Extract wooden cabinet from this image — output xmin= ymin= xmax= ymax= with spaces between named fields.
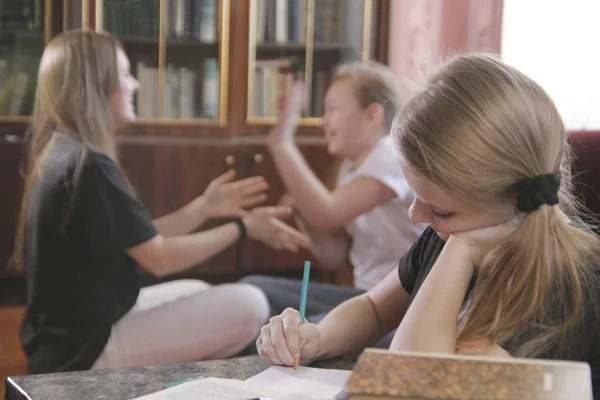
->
xmin=0 ymin=0 xmax=507 ymax=283
xmin=117 ymin=137 xmax=339 ymax=283
xmin=0 ymin=0 xmax=390 ymax=283
xmin=99 ymin=0 xmax=389 ymax=283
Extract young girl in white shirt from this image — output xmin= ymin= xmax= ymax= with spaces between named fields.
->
xmin=241 ymin=62 xmax=426 ymax=347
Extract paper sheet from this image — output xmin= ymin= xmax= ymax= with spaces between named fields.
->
xmin=131 ymin=366 xmax=352 ymax=400
xmin=245 ymin=366 xmax=352 ymax=399
xmin=130 ymin=377 xmax=280 ymax=400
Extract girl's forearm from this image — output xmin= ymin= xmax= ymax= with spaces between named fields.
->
xmin=317 ymin=294 xmax=387 ymax=360
xmin=294 ymin=213 xmax=349 ymax=270
xmin=268 ymin=141 xmax=334 ymax=227
xmin=153 ymin=196 xmax=208 ymax=237
xmin=390 ymin=237 xmax=474 ymax=354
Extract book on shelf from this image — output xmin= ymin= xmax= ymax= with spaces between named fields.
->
xmin=311 ymin=68 xmax=332 ymax=117
xmin=167 ymin=0 xmax=217 ymax=42
xmin=251 ymin=57 xmax=334 ymax=118
xmin=0 ymin=0 xmax=44 ymax=116
xmin=202 ymin=57 xmax=219 ymax=118
xmin=104 ymin=0 xmax=160 ymax=38
xmin=103 ymin=0 xmax=217 ymax=43
xmin=0 ymin=0 xmax=44 ymax=34
xmin=252 ymin=57 xmax=293 ymax=118
xmin=255 ymin=0 xmax=363 ymax=46
xmin=136 ymin=58 xmax=219 ymax=120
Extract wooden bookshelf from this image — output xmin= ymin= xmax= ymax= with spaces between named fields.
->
xmin=0 ymin=0 xmax=505 ymax=284
xmin=0 ymin=0 xmax=391 ymax=284
xmin=87 ymin=0 xmax=387 ymax=132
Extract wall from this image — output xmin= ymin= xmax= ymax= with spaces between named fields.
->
xmin=387 ymin=0 xmax=503 ymax=103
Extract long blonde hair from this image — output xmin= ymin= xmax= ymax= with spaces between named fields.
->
xmin=393 ymin=53 xmax=600 ymax=358
xmin=12 ymin=30 xmax=124 ymax=271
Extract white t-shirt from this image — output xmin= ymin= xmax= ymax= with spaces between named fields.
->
xmin=337 ymin=135 xmax=427 ymax=290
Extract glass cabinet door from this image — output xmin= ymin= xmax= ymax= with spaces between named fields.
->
xmin=163 ymin=0 xmax=222 ymax=121
xmin=98 ymin=0 xmax=161 ymax=120
xmin=248 ymin=0 xmax=307 ymax=122
xmin=97 ymin=0 xmax=227 ymax=123
xmin=308 ymin=0 xmax=367 ymax=118
xmin=247 ymin=0 xmax=374 ymax=124
xmin=0 ymin=0 xmax=46 ymax=117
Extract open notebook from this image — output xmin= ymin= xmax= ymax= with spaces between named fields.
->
xmin=131 ymin=365 xmax=352 ymax=400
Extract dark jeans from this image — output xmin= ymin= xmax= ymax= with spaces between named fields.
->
xmin=239 ymin=275 xmax=395 ymax=352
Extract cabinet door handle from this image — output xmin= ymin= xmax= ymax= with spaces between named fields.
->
xmin=253 ymin=153 xmax=264 ymax=164
xmin=225 ymin=155 xmax=235 ymax=166
xmin=4 ymin=134 xmax=18 ymax=143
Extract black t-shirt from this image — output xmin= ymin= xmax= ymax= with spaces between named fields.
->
xmin=20 ymin=134 xmax=157 ymax=374
xmin=398 ymin=226 xmax=600 ymax=398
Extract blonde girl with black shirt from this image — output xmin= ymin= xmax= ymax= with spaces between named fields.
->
xmin=15 ymin=30 xmax=308 ymax=373
xmin=256 ymin=54 xmax=600 ymax=397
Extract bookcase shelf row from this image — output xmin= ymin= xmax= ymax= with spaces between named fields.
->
xmin=0 ymin=0 xmax=386 ymax=132
xmin=0 ymin=0 xmax=392 ymax=281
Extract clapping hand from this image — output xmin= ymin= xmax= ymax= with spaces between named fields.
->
xmin=202 ymin=170 xmax=269 ymax=219
xmin=243 ymin=206 xmax=310 ymax=252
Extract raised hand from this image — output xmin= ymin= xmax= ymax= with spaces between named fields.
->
xmin=202 ymin=170 xmax=269 ymax=219
xmin=243 ymin=206 xmax=310 ymax=252
xmin=257 ymin=308 xmax=322 ymax=367
xmin=269 ymin=81 xmax=305 ymax=145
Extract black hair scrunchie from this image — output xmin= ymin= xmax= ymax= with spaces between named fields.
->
xmin=514 ymin=173 xmax=560 ymax=213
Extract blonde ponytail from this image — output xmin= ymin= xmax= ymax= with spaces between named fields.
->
xmin=394 ymin=53 xmax=600 ymax=358
xmin=459 ymin=205 xmax=599 ymax=358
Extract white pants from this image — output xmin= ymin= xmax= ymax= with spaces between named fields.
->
xmin=91 ymin=280 xmax=269 ymax=369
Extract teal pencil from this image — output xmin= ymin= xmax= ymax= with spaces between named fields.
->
xmin=163 ymin=376 xmax=204 ymax=388
xmin=294 ymin=260 xmax=311 ymax=369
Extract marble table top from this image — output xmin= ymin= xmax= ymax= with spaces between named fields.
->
xmin=4 ymin=355 xmax=356 ymax=400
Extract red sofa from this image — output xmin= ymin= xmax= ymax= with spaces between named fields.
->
xmin=568 ymin=129 xmax=600 ymax=223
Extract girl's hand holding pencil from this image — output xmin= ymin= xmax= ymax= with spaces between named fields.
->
xmin=257 ymin=262 xmax=321 ymax=367
xmin=256 ymin=307 xmax=322 ymax=367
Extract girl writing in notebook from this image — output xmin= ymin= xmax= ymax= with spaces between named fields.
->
xmin=14 ymin=30 xmax=308 ymax=374
xmin=256 ymin=54 xmax=600 ymax=397
xmin=241 ymin=62 xmax=426 ymax=342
